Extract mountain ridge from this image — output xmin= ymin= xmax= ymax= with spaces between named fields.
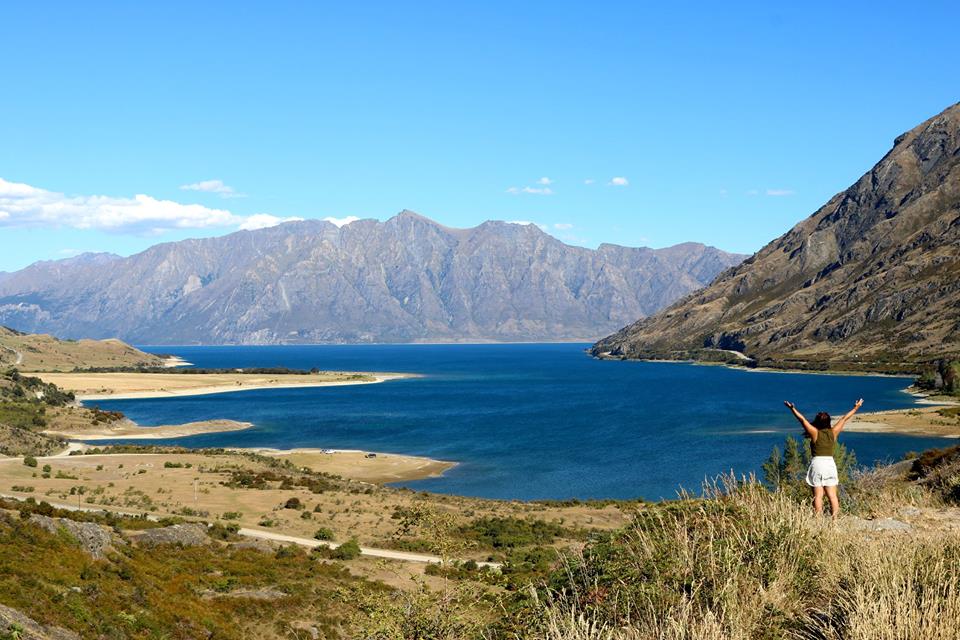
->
xmin=0 ymin=212 xmax=745 ymax=345
xmin=592 ymin=102 xmax=960 ymax=371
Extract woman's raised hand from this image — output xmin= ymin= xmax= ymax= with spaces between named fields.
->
xmin=854 ymin=398 xmax=863 ymax=410
xmin=784 ymin=401 xmax=795 ymax=409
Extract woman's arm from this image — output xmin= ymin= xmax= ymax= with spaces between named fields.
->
xmin=784 ymin=401 xmax=818 ymax=440
xmin=832 ymin=398 xmax=864 ymax=434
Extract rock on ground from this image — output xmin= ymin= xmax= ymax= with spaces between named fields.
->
xmin=135 ymin=523 xmax=210 ymax=547
xmin=846 ymin=516 xmax=913 ymax=533
xmin=230 ymin=538 xmax=277 ymax=553
xmin=0 ymin=603 xmax=80 ymax=640
xmin=28 ymin=514 xmax=119 ymax=560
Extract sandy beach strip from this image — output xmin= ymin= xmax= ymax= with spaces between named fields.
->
xmin=846 ymin=406 xmax=960 ymax=438
xmin=44 ymin=419 xmax=255 ymax=441
xmin=233 ymin=447 xmax=456 ymax=483
xmin=36 ymin=371 xmax=412 ymax=400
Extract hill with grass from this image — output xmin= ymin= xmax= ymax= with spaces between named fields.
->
xmin=593 ymin=102 xmax=960 ymax=371
xmin=1 ymin=436 xmax=959 ymax=638
xmin=0 ymin=326 xmax=164 ymax=372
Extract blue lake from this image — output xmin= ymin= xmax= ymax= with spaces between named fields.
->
xmin=85 ymin=343 xmax=945 ymax=501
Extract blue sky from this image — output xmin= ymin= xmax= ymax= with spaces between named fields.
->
xmin=0 ymin=1 xmax=957 ymax=271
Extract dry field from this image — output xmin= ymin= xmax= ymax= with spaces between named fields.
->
xmin=0 ymin=449 xmax=628 ymax=558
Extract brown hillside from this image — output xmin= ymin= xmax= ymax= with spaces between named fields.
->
xmin=593 ymin=102 xmax=960 ymax=371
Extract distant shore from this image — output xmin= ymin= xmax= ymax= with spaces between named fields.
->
xmin=34 ymin=369 xmax=452 ymax=483
xmin=847 ymin=402 xmax=960 ymax=438
xmin=36 ymin=371 xmax=413 ymax=401
xmin=32 ymin=434 xmax=455 ymax=483
xmin=234 ymin=447 xmax=456 ymax=483
xmin=44 ymin=419 xmax=254 ymax=441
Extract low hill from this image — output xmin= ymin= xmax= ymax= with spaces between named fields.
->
xmin=0 ymin=326 xmax=165 ymax=372
xmin=0 ymin=213 xmax=744 ymax=344
xmin=593 ymin=102 xmax=960 ymax=371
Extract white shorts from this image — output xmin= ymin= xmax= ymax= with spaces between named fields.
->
xmin=806 ymin=456 xmax=839 ymax=487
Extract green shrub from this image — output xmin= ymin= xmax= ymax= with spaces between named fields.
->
xmin=313 ymin=527 xmax=334 ymax=541
xmin=458 ymin=516 xmax=569 ymax=550
xmin=22 ymin=456 xmax=37 ymax=468
xmin=331 ymin=538 xmax=361 ymax=560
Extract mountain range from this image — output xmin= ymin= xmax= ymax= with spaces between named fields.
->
xmin=593 ymin=102 xmax=960 ymax=370
xmin=0 ymin=213 xmax=743 ymax=344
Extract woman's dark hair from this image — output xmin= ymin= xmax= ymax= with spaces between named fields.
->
xmin=812 ymin=412 xmax=832 ymax=430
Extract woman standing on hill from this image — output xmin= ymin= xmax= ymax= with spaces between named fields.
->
xmin=783 ymin=398 xmax=863 ymax=520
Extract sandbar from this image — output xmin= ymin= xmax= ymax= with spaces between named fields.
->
xmin=44 ymin=419 xmax=254 ymax=441
xmin=37 ymin=371 xmax=410 ymax=400
xmin=847 ymin=406 xmax=960 ymax=438
xmin=235 ymin=448 xmax=456 ymax=484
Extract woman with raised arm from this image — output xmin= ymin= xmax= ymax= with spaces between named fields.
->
xmin=782 ymin=398 xmax=863 ymax=520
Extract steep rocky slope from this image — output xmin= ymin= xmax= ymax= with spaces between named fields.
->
xmin=593 ymin=102 xmax=960 ymax=370
xmin=0 ymin=213 xmax=743 ymax=344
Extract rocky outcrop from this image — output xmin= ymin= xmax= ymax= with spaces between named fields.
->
xmin=0 ymin=214 xmax=743 ymax=344
xmin=0 ymin=604 xmax=80 ymax=640
xmin=27 ymin=514 xmax=119 ymax=560
xmin=135 ymin=523 xmax=210 ymax=547
xmin=593 ymin=102 xmax=960 ymax=369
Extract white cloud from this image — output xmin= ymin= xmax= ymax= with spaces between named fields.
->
xmin=607 ymin=177 xmax=629 ymax=187
xmin=746 ymin=189 xmax=760 ymax=196
xmin=554 ymin=222 xmax=574 ymax=230
xmin=765 ymin=189 xmax=795 ymax=196
xmin=322 ymin=215 xmax=361 ymax=227
xmin=506 ymin=186 xmax=553 ymax=196
xmin=179 ymin=179 xmax=245 ymax=198
xmin=536 ymin=177 xmax=552 ymax=185
xmin=0 ymin=176 xmax=289 ymax=235
xmin=238 ymin=214 xmax=304 ymax=231
xmin=583 ymin=179 xmax=596 ymax=185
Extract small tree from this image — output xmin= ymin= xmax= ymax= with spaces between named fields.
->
xmin=22 ymin=456 xmax=37 ymax=468
xmin=313 ymin=527 xmax=334 ymax=541
xmin=762 ymin=435 xmax=858 ymax=499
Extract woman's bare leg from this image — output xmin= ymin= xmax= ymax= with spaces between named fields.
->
xmin=824 ymin=485 xmax=840 ymax=520
xmin=812 ymin=486 xmax=825 ymax=516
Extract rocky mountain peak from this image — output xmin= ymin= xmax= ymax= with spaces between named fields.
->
xmin=0 ymin=213 xmax=744 ymax=344
xmin=592 ymin=102 xmax=960 ymax=370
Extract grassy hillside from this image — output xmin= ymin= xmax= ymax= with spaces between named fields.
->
xmin=3 ymin=365 xmax=959 ymax=637
xmin=2 ymin=438 xmax=960 ymax=638
xmin=0 ymin=326 xmax=165 ymax=372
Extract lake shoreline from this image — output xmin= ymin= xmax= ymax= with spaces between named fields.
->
xmin=37 ymin=371 xmax=414 ymax=401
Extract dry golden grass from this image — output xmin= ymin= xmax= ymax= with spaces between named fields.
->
xmin=529 ymin=476 xmax=960 ymax=640
xmin=0 ymin=328 xmax=163 ymax=371
xmin=0 ymin=450 xmax=627 ymax=556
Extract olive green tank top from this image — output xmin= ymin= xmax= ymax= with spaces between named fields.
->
xmin=811 ymin=427 xmax=836 ymax=457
